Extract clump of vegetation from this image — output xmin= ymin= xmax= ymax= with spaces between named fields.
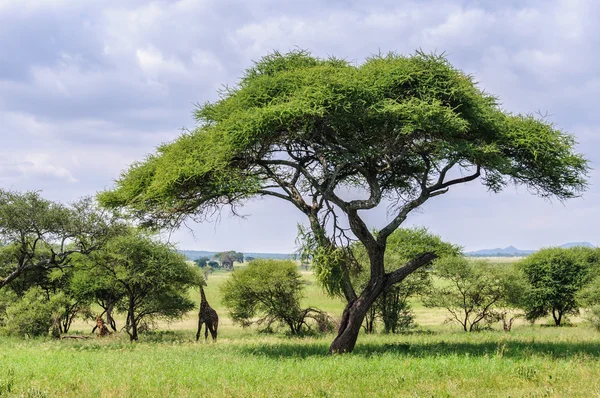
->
xmin=424 ymin=257 xmax=524 ymax=332
xmin=221 ymin=259 xmax=333 ymax=335
xmin=2 ymin=287 xmax=55 ymax=337
xmin=519 ymin=247 xmax=599 ymax=326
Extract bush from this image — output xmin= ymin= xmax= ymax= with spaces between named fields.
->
xmin=221 ymin=259 xmax=329 ymax=335
xmin=424 ymin=257 xmax=522 ymax=332
xmin=519 ymin=247 xmax=598 ymax=326
xmin=3 ymin=287 xmax=54 ymax=337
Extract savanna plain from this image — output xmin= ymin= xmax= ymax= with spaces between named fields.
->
xmin=2 ymin=263 xmax=600 ymax=398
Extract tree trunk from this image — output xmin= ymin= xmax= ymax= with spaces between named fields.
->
xmin=127 ymin=298 xmax=138 ymax=342
xmin=552 ymin=308 xmax=562 ymax=326
xmin=329 ymin=280 xmax=383 ymax=354
xmin=107 ymin=304 xmax=117 ymax=331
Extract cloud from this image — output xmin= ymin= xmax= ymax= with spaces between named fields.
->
xmin=1 ymin=0 xmax=599 ymax=251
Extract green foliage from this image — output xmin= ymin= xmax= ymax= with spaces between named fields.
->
xmin=301 ymin=230 xmax=351 ymax=298
xmin=94 ymin=230 xmax=202 ymax=341
xmin=519 ymin=247 xmax=598 ymax=326
xmin=2 ymin=287 xmax=54 ymax=337
xmin=221 ymin=259 xmax=313 ymax=334
xmin=100 ymin=50 xmax=588 ymax=225
xmin=424 ymin=257 xmax=521 ymax=331
xmin=194 ymin=256 xmax=210 ymax=268
xmin=0 ymin=190 xmax=123 ymax=291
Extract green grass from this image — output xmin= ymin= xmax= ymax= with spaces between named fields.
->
xmin=3 ymin=266 xmax=600 ymax=397
xmin=2 ymin=327 xmax=600 ymax=397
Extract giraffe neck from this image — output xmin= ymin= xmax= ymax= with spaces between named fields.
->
xmin=200 ymin=286 xmax=209 ymax=310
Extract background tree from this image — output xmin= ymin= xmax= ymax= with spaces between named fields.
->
xmin=95 ymin=230 xmax=202 ymax=341
xmin=424 ymin=257 xmax=522 ymax=332
xmin=194 ymin=257 xmax=211 ymax=268
xmin=100 ymin=50 xmax=588 ymax=353
xmin=519 ymin=247 xmax=598 ymax=326
xmin=221 ymin=259 xmax=332 ymax=335
xmin=577 ymin=273 xmax=600 ymax=330
xmin=213 ymin=251 xmax=244 ymax=270
xmin=69 ymin=256 xmax=125 ymax=332
xmin=0 ymin=191 xmax=122 ymax=291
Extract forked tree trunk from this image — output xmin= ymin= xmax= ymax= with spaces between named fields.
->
xmin=329 ymin=279 xmax=384 ymax=354
xmin=328 ymin=252 xmax=437 ymax=354
xmin=127 ymin=298 xmax=138 ymax=342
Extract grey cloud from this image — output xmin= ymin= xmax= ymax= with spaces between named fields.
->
xmin=1 ymin=0 xmax=599 ymax=251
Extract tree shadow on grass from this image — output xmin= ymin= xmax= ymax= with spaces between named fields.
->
xmin=238 ymin=340 xmax=600 ymax=360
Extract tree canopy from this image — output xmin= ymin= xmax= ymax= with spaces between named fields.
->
xmin=91 ymin=230 xmax=202 ymax=341
xmin=519 ymin=247 xmax=599 ymax=326
xmin=0 ymin=190 xmax=123 ymax=291
xmin=100 ymin=50 xmax=588 ymax=353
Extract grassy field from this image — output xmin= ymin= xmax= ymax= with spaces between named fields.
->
xmin=2 ymin=264 xmax=600 ymax=397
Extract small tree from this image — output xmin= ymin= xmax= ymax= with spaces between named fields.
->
xmin=221 ymin=259 xmax=330 ymax=334
xmin=69 ymin=256 xmax=125 ymax=332
xmin=214 ymin=251 xmax=244 ymax=270
xmin=194 ymin=257 xmax=210 ymax=268
xmin=520 ymin=247 xmax=598 ymax=326
xmin=96 ymin=230 xmax=201 ymax=341
xmin=424 ymin=258 xmax=519 ymax=332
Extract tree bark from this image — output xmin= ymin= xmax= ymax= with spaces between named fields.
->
xmin=127 ymin=297 xmax=138 ymax=342
xmin=552 ymin=308 xmax=562 ymax=326
xmin=329 ymin=277 xmax=384 ymax=354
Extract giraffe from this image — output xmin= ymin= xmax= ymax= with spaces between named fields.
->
xmin=196 ymin=285 xmax=219 ymax=342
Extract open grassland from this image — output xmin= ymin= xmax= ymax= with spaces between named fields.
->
xmin=2 ymin=265 xmax=600 ymax=397
xmin=3 ymin=327 xmax=600 ymax=397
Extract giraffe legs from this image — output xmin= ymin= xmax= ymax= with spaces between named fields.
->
xmin=210 ymin=319 xmax=218 ymax=342
xmin=206 ymin=320 xmax=219 ymax=342
xmin=196 ymin=318 xmax=202 ymax=342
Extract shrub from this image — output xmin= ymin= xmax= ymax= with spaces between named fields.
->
xmin=221 ymin=259 xmax=329 ymax=335
xmin=519 ymin=247 xmax=598 ymax=326
xmin=3 ymin=287 xmax=54 ymax=337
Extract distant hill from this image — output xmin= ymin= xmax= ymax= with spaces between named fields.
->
xmin=558 ymin=242 xmax=595 ymax=249
xmin=466 ymin=242 xmax=595 ymax=257
xmin=179 ymin=250 xmax=293 ymax=261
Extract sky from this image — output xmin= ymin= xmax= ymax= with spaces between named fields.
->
xmin=1 ymin=0 xmax=599 ymax=253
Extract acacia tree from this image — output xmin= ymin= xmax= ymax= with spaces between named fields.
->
xmin=0 ymin=191 xmax=121 ymax=291
xmin=95 ymin=230 xmax=201 ymax=341
xmin=214 ymin=251 xmax=243 ymax=269
xmin=99 ymin=50 xmax=588 ymax=353
xmin=69 ymin=256 xmax=125 ymax=332
xmin=424 ymin=257 xmax=522 ymax=332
